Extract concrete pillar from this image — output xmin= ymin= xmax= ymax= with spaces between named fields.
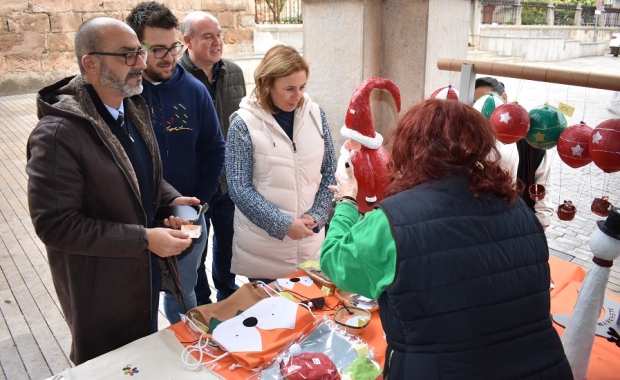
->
xmin=470 ymin=0 xmax=482 ymax=47
xmin=547 ymin=1 xmax=555 ymax=26
xmin=598 ymin=10 xmax=606 ymax=27
xmin=574 ymin=4 xmax=582 ymax=26
xmin=514 ymin=0 xmax=522 ymax=26
xmin=303 ymin=0 xmax=470 ymax=149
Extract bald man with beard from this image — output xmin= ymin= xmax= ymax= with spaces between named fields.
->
xmin=26 ymin=17 xmax=199 ymax=364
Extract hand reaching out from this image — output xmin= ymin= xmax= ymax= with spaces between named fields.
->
xmin=329 ymin=162 xmax=358 ymax=201
xmin=146 ymin=228 xmax=192 ymax=258
xmin=170 ymin=196 xmax=201 ymax=206
xmin=163 ymin=196 xmax=202 ymax=229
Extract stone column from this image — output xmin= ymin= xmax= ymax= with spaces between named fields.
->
xmin=598 ymin=10 xmax=606 ymax=27
xmin=547 ymin=1 xmax=555 ymax=26
xmin=514 ymin=0 xmax=523 ymax=26
xmin=470 ymin=0 xmax=482 ymax=47
xmin=303 ymin=0 xmax=470 ymax=149
xmin=574 ymin=4 xmax=582 ymax=26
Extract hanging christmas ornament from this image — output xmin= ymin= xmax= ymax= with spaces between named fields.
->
xmin=590 ymin=118 xmax=620 ymax=173
xmin=591 ymin=196 xmax=613 ymax=217
xmin=557 ymin=122 xmax=593 ymax=169
xmin=529 ymin=184 xmax=546 ymax=202
xmin=526 ymin=103 xmax=567 ymax=150
xmin=430 ymin=85 xmax=459 ymax=101
xmin=557 ymin=200 xmax=576 ymax=221
xmin=489 ymin=102 xmax=530 ymax=144
xmin=473 ymin=93 xmax=506 ymax=119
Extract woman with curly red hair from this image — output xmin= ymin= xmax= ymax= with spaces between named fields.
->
xmin=320 ymin=99 xmax=571 ymax=379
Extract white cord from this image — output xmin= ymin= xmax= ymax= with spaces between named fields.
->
xmin=181 ymin=334 xmax=230 ymax=370
xmin=298 ymin=300 xmax=316 ymax=317
xmin=255 ymin=280 xmax=278 ymax=297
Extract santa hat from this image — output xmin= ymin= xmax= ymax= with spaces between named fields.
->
xmin=340 ymin=77 xmax=401 ymax=150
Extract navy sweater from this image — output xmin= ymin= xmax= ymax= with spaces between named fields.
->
xmin=141 ymin=65 xmax=225 ymax=203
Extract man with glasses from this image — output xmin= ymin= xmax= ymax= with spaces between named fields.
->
xmin=126 ymin=2 xmax=225 ymax=323
xmin=26 ymin=17 xmax=198 ymax=364
xmin=180 ymin=11 xmax=246 ymax=304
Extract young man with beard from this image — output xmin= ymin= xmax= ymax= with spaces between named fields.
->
xmin=26 ymin=17 xmax=198 ymax=364
xmin=180 ymin=11 xmax=246 ymax=303
xmin=126 ymin=2 xmax=226 ymax=322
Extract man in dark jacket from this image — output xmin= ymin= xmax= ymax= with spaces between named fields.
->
xmin=26 ymin=17 xmax=199 ymax=364
xmin=126 ymin=3 xmax=226 ymax=319
xmin=180 ymin=11 xmax=246 ymax=302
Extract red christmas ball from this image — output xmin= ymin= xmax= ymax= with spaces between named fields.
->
xmin=590 ymin=119 xmax=620 ymax=173
xmin=557 ymin=123 xmax=593 ymax=169
xmin=489 ymin=102 xmax=530 ymax=144
xmin=430 ymin=85 xmax=459 ymax=101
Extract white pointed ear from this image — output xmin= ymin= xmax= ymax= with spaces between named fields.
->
xmin=250 ymin=297 xmax=298 ymax=330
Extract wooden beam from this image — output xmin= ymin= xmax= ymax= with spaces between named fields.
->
xmin=437 ymin=58 xmax=620 ymax=92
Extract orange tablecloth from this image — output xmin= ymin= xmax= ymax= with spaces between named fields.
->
xmin=548 ymin=255 xmax=620 ymax=380
xmin=170 ymin=258 xmax=620 ymax=379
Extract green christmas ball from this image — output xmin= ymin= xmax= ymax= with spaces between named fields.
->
xmin=473 ymin=94 xmax=506 ymax=119
xmin=526 ymin=104 xmax=567 ymax=150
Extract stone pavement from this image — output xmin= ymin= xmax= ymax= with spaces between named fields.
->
xmin=0 ymin=55 xmax=619 ymax=379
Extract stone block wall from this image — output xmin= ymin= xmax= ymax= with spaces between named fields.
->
xmin=0 ymin=0 xmax=255 ymax=95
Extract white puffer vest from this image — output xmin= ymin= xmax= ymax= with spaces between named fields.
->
xmin=231 ymin=94 xmax=326 ymax=279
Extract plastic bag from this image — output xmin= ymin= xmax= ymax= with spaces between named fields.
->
xmin=254 ymin=316 xmax=379 ymax=380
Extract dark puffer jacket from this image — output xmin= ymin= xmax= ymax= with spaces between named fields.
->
xmin=27 ymin=76 xmax=184 ymax=364
xmin=378 ymin=175 xmax=572 ymax=380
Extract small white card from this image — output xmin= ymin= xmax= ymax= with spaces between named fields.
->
xmin=181 ymin=224 xmax=202 ymax=238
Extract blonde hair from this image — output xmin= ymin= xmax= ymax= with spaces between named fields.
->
xmin=252 ymin=45 xmax=309 ymax=114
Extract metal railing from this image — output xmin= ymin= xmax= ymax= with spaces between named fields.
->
xmin=479 ymin=0 xmax=620 ymax=26
xmin=604 ymin=7 xmax=620 ymax=26
xmin=481 ymin=0 xmax=516 ymax=24
xmin=255 ymin=0 xmax=303 ymax=24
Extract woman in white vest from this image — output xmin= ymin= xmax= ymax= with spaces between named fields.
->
xmin=225 ymin=45 xmax=337 ymax=281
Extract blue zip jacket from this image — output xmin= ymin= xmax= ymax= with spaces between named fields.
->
xmin=141 ymin=65 xmax=225 ymax=203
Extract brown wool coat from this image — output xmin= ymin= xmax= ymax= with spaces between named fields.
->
xmin=27 ymin=75 xmax=184 ymax=365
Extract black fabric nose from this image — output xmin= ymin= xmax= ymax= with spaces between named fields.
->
xmin=243 ymin=317 xmax=258 ymax=327
xmin=290 ymin=278 xmax=300 ymax=282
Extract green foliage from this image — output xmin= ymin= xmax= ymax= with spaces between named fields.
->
xmin=522 ymin=5 xmax=547 ymax=25
xmin=266 ymin=0 xmax=288 ymax=22
xmin=522 ymin=0 xmax=592 ymax=4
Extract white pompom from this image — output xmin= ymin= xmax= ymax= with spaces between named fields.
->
xmin=289 ymin=343 xmax=302 ymax=357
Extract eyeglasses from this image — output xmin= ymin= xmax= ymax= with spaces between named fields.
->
xmin=141 ymin=41 xmax=184 ymax=59
xmin=88 ymin=50 xmax=148 ymax=66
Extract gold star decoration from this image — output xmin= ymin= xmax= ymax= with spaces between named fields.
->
xmin=533 ymin=132 xmax=546 ymax=141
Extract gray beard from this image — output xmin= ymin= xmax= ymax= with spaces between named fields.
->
xmin=99 ymin=61 xmax=143 ymax=98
